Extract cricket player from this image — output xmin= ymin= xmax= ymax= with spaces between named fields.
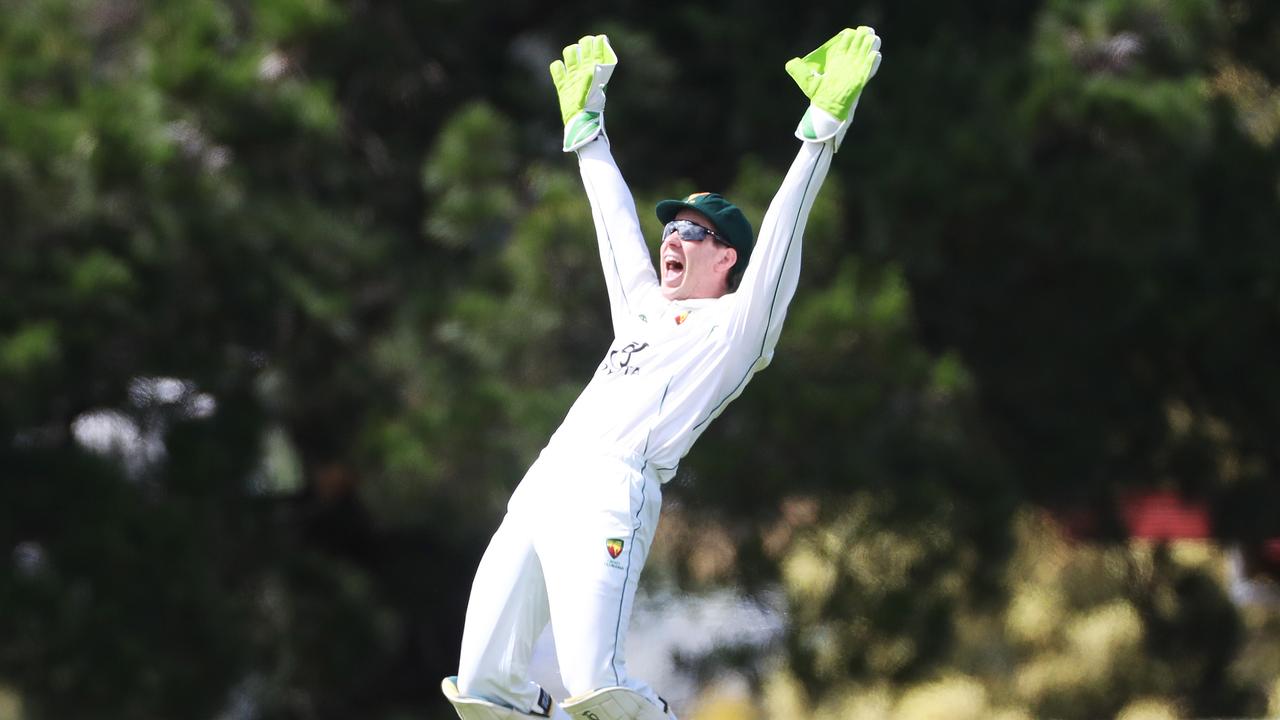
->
xmin=442 ymin=27 xmax=882 ymax=720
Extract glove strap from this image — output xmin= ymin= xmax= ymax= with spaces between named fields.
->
xmin=563 ymin=110 xmax=604 ymax=152
xmin=794 ymin=102 xmax=856 ymax=152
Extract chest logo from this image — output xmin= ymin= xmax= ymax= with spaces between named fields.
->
xmin=674 ymin=311 xmax=690 ymax=325
xmin=602 ymin=341 xmax=648 ymax=376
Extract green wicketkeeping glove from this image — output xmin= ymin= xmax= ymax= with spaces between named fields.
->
xmin=549 ymin=34 xmax=617 ymax=152
xmin=785 ymin=26 xmax=882 ymax=151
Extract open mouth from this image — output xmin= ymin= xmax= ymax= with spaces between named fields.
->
xmin=663 ymin=258 xmax=685 ymax=285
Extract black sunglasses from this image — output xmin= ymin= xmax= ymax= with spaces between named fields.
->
xmin=663 ymin=219 xmax=727 ymax=245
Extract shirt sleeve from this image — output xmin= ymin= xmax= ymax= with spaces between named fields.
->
xmin=576 ymin=137 xmax=660 ymax=333
xmin=722 ymin=139 xmax=834 ymax=370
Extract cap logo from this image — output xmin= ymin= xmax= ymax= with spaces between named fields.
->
xmin=684 ymin=192 xmax=711 ymax=202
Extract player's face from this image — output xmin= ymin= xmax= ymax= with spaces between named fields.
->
xmin=659 ymin=210 xmax=737 ymax=301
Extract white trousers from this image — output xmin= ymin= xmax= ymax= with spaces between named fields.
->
xmin=456 ymin=447 xmax=665 ymax=714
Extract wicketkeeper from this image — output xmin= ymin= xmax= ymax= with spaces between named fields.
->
xmin=443 ymin=26 xmax=883 ymax=720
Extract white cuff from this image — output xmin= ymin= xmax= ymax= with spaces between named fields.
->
xmin=794 ymin=103 xmax=856 ymax=152
xmin=563 ymin=110 xmax=605 ymax=152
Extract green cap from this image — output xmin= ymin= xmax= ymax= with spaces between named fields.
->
xmin=655 ymin=192 xmax=754 ymax=270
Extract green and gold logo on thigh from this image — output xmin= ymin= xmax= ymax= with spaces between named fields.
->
xmin=605 ymin=538 xmax=624 ymax=559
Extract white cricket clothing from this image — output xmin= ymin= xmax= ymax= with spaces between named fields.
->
xmin=546 ymin=136 xmax=833 ymax=482
xmin=454 ymin=133 xmax=835 ymax=716
xmin=457 ymin=448 xmax=662 ymax=711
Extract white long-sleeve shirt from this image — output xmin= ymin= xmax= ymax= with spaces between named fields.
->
xmin=543 ymin=135 xmax=834 ymax=482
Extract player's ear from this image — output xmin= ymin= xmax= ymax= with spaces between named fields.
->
xmin=717 ymin=246 xmax=737 ymax=275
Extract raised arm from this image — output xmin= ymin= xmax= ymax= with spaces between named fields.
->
xmin=724 ymin=27 xmax=883 ymax=364
xmin=551 ymin=35 xmax=658 ymax=331
xmin=576 ymin=139 xmax=659 ymax=328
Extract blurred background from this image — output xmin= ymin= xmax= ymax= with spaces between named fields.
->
xmin=2 ymin=0 xmax=1279 ymax=718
